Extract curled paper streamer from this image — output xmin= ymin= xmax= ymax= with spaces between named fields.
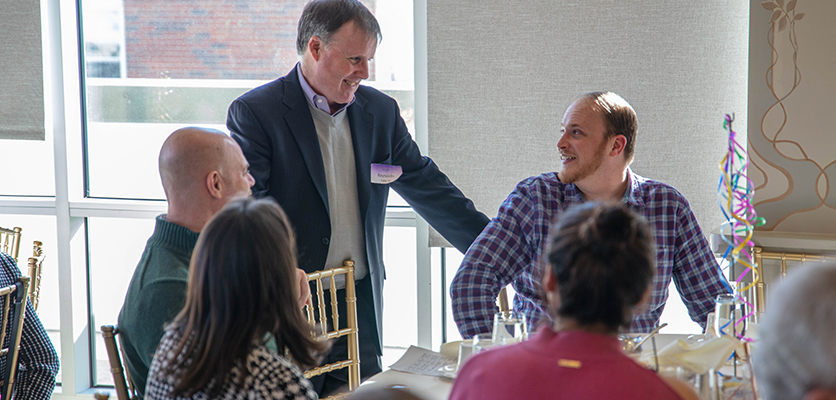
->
xmin=716 ymin=114 xmax=765 ymax=341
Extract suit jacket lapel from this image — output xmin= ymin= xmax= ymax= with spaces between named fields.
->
xmin=348 ymin=91 xmax=373 ymax=224
xmin=282 ymin=67 xmax=330 ymax=214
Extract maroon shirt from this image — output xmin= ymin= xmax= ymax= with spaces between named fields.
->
xmin=449 ymin=328 xmax=684 ymax=400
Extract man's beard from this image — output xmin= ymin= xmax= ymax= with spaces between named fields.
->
xmin=558 ymin=140 xmax=607 ymax=184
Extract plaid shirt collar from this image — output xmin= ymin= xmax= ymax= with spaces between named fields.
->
xmin=562 ymin=167 xmax=646 ymax=208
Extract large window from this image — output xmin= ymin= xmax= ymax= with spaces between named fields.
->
xmin=81 ymin=0 xmax=414 ymax=201
xmin=78 ymin=0 xmax=417 ymax=389
xmin=0 ymin=0 xmax=424 ymax=397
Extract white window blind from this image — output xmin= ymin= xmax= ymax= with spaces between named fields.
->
xmin=426 ymin=1 xmax=750 ymax=246
xmin=1 ymin=1 xmax=45 ymax=141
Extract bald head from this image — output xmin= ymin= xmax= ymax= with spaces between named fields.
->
xmin=159 ymin=127 xmax=254 ymax=231
xmin=159 ymin=127 xmax=232 ymax=198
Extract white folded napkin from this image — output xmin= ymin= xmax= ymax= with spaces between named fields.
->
xmin=641 ymin=336 xmax=741 ymax=375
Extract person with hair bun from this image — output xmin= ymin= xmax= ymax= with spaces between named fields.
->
xmin=145 ymin=198 xmax=326 ymax=400
xmin=449 ymin=202 xmax=699 ymax=400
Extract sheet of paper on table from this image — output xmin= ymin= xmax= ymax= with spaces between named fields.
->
xmin=388 ymin=345 xmax=455 ymax=377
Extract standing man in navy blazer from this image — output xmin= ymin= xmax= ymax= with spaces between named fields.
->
xmin=227 ymin=0 xmax=489 ymax=395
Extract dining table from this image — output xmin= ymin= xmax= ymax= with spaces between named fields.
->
xmin=356 ymin=333 xmax=696 ymax=400
xmin=358 ymin=368 xmax=454 ymax=399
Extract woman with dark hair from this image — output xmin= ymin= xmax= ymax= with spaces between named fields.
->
xmin=449 ymin=202 xmax=699 ymax=400
xmin=145 ymin=197 xmax=326 ymax=399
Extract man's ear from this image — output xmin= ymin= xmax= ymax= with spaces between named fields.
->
xmin=542 ymin=265 xmax=556 ymax=292
xmin=610 ymin=135 xmax=627 ymax=157
xmin=308 ymin=36 xmax=323 ymax=61
xmin=206 ymin=171 xmax=224 ymax=199
xmin=542 ymin=264 xmax=560 ymax=310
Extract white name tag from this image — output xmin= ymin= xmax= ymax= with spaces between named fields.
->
xmin=371 ymin=163 xmax=402 ymax=184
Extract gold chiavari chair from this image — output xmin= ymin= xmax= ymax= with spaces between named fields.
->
xmin=303 ymin=260 xmax=360 ymax=400
xmin=0 ymin=276 xmax=30 ymax=400
xmin=498 ymin=286 xmax=510 ymax=313
xmin=0 ymin=226 xmax=22 ymax=263
xmin=752 ymin=246 xmax=836 ymax=317
xmin=100 ymin=325 xmax=139 ymax=400
xmin=27 ymin=241 xmax=44 ymax=312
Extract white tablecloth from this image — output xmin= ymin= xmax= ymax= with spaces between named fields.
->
xmin=358 ymin=369 xmax=453 ymax=399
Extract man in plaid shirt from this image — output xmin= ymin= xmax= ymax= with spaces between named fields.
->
xmin=0 ymin=251 xmax=59 ymax=399
xmin=451 ymin=92 xmax=731 ymax=338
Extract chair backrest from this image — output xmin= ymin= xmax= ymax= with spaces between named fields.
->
xmin=100 ymin=325 xmax=138 ymax=400
xmin=27 ymin=241 xmax=45 ymax=312
xmin=0 ymin=227 xmax=22 ymax=263
xmin=0 ymin=276 xmax=30 ymax=400
xmin=303 ymin=260 xmax=360 ymax=398
xmin=498 ymin=286 xmax=510 ymax=313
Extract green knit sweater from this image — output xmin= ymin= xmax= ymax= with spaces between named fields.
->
xmin=117 ymin=215 xmax=199 ymax=399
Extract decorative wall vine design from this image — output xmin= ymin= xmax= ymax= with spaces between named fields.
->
xmin=750 ymin=0 xmax=835 ymax=230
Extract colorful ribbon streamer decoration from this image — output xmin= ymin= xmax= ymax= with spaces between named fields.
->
xmin=716 ymin=114 xmax=765 ymax=341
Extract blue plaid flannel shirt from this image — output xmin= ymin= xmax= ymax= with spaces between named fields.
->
xmin=451 ymin=169 xmax=731 ymax=338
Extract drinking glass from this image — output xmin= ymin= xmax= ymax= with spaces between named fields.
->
xmin=473 ymin=333 xmax=500 ymax=354
xmin=457 ymin=340 xmax=475 ymax=370
xmin=703 ymin=312 xmax=717 ymax=339
xmin=492 ymin=311 xmax=528 ymax=345
xmin=714 ymin=294 xmax=746 ymax=338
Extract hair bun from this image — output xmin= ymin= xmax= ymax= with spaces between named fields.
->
xmin=596 ymin=206 xmax=635 ymax=240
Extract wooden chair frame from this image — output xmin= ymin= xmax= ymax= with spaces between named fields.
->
xmin=303 ymin=261 xmax=360 ymax=398
xmin=752 ymin=246 xmax=836 ymax=317
xmin=100 ymin=325 xmax=138 ymax=400
xmin=498 ymin=286 xmax=510 ymax=313
xmin=27 ymin=241 xmax=44 ymax=312
xmin=0 ymin=226 xmax=22 ymax=263
xmin=0 ymin=276 xmax=29 ymax=400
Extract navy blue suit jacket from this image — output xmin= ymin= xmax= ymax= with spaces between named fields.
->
xmin=227 ymin=65 xmax=489 ymax=354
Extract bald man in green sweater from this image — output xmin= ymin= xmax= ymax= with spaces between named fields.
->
xmin=117 ymin=127 xmax=309 ymax=398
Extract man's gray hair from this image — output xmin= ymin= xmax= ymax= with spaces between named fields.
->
xmin=296 ymin=0 xmax=382 ymax=55
xmin=753 ymin=263 xmax=836 ymax=399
